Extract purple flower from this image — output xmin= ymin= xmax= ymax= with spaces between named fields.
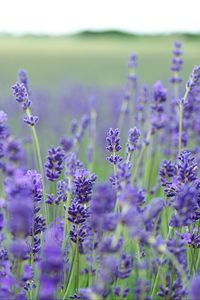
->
xmin=65 ymin=152 xmax=83 ymax=178
xmin=56 ymin=179 xmax=68 ymax=203
xmin=81 ymin=114 xmax=90 ymax=130
xmin=177 ymin=150 xmax=197 ymax=183
xmin=128 ymin=53 xmax=137 ymax=68
xmin=4 ymin=138 xmax=25 ymax=163
xmin=10 ymin=240 xmax=29 ymax=260
xmin=117 ymin=252 xmax=133 ymax=279
xmin=179 ymin=229 xmax=200 ymax=248
xmin=167 ymin=238 xmax=187 ymax=269
xmin=143 ymin=198 xmax=165 ymax=226
xmin=169 ymin=184 xmax=200 ymax=227
xmin=33 ymin=215 xmax=46 ymax=235
xmin=110 ymin=162 xmax=131 ymax=190
xmin=23 ymin=115 xmax=39 ymax=126
xmin=68 ymin=201 xmax=89 ymax=224
xmin=160 ymin=150 xmax=199 ymax=199
xmin=0 ymin=213 xmax=3 ymax=231
xmin=100 ymin=236 xmax=123 ymax=254
xmin=189 ymin=274 xmax=200 ymax=300
xmin=0 ymin=111 xmax=7 ymax=124
xmin=69 ymin=119 xmax=78 ymax=135
xmin=18 ymin=69 xmax=30 ymax=94
xmin=22 ymin=264 xmax=33 ymax=281
xmin=134 ymin=279 xmax=151 ymax=300
xmin=187 ymin=66 xmax=200 ymax=90
xmin=12 ymin=82 xmax=31 ymax=110
xmin=27 ymin=170 xmax=43 ymax=202
xmin=170 ymin=41 xmax=183 ymax=84
xmin=89 ymin=183 xmax=116 ymax=233
xmin=60 ymin=137 xmax=73 ymax=152
xmin=45 ymin=147 xmax=65 ymax=181
xmin=70 ymin=224 xmax=87 ymax=244
xmin=119 ymin=184 xmax=145 ymax=211
xmin=106 ymin=128 xmax=121 ymax=153
xmin=39 ymin=223 xmax=63 ymax=300
xmin=75 ymin=115 xmax=90 ymax=143
xmin=106 ymin=128 xmax=122 ymax=165
xmin=160 ymin=160 xmax=177 ymax=185
xmin=126 ymin=127 xmax=140 ymax=153
xmin=153 ymin=81 xmax=167 ymax=103
xmin=115 ymin=287 xmax=129 ymax=298
xmin=5 ymin=169 xmax=34 ymax=237
xmin=73 ymin=168 xmax=96 ymax=204
xmin=90 ymin=183 xmax=116 ymax=214
xmin=46 ymin=193 xmax=56 ymax=205
xmin=151 ymin=81 xmax=167 ymax=133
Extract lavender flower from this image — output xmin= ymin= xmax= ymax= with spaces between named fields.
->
xmin=73 ymin=168 xmax=96 ymax=204
xmin=160 ymin=160 xmax=177 ymax=185
xmin=12 ymin=82 xmax=31 ymax=110
xmin=134 ymin=279 xmax=151 ymax=300
xmin=115 ymin=287 xmax=129 ymax=298
xmin=65 ymin=152 xmax=83 ymax=178
xmin=60 ymin=137 xmax=73 ymax=152
xmin=187 ymin=66 xmax=200 ymax=90
xmin=69 ymin=224 xmax=87 ymax=244
xmin=189 ymin=274 xmax=200 ymax=300
xmin=167 ymin=238 xmax=187 ymax=269
xmin=110 ymin=162 xmax=131 ymax=190
xmin=39 ymin=223 xmax=63 ymax=300
xmin=169 ymin=184 xmax=200 ymax=227
xmin=45 ymin=146 xmax=65 ymax=181
xmin=23 ymin=115 xmax=39 ymax=126
xmin=56 ymin=179 xmax=68 ymax=203
xmin=117 ymin=252 xmax=133 ymax=279
xmin=177 ymin=150 xmax=197 ymax=183
xmin=128 ymin=53 xmax=138 ymax=84
xmin=27 ymin=169 xmax=43 ymax=202
xmin=68 ymin=201 xmax=89 ymax=224
xmin=128 ymin=53 xmax=138 ymax=69
xmin=179 ymin=229 xmax=200 ymax=248
xmin=170 ymin=41 xmax=183 ymax=84
xmin=126 ymin=126 xmax=140 ymax=153
xmin=0 ymin=111 xmax=8 ymax=124
xmin=106 ymin=128 xmax=122 ymax=165
xmin=18 ymin=69 xmax=30 ymax=94
xmin=5 ymin=169 xmax=34 ymax=238
xmin=151 ymin=81 xmax=167 ymax=134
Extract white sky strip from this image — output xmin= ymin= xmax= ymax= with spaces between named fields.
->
xmin=0 ymin=0 xmax=199 ymax=34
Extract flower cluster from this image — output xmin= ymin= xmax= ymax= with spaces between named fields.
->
xmin=106 ymin=128 xmax=122 ymax=164
xmin=170 ymin=40 xmax=183 ymax=85
xmin=151 ymin=81 xmax=167 ymax=134
xmin=45 ymin=146 xmax=65 ymax=181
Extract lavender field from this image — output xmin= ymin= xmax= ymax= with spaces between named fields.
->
xmin=0 ymin=35 xmax=200 ymax=299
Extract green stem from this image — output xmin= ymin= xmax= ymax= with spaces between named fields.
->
xmin=88 ymin=108 xmax=96 ymax=172
xmin=118 ymin=98 xmax=129 ymax=131
xmin=26 ymin=108 xmax=49 ymax=224
xmin=178 ymin=102 xmax=183 ymax=156
xmin=178 ymin=87 xmax=189 ymax=156
xmin=62 ymin=245 xmax=78 ymax=299
xmin=150 ymin=227 xmax=188 ymax=299
xmin=117 ymin=72 xmax=135 ymax=132
xmin=76 ymin=239 xmax=80 ymax=291
xmin=132 ymin=130 xmax=151 ymax=184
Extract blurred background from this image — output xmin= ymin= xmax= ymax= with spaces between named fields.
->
xmin=0 ymin=0 xmax=200 ymax=175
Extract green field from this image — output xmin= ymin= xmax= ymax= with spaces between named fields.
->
xmin=0 ymin=34 xmax=199 ymax=93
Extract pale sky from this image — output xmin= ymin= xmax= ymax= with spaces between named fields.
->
xmin=0 ymin=0 xmax=200 ymax=35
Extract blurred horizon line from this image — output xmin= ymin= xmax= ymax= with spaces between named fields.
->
xmin=0 ymin=29 xmax=200 ymax=38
